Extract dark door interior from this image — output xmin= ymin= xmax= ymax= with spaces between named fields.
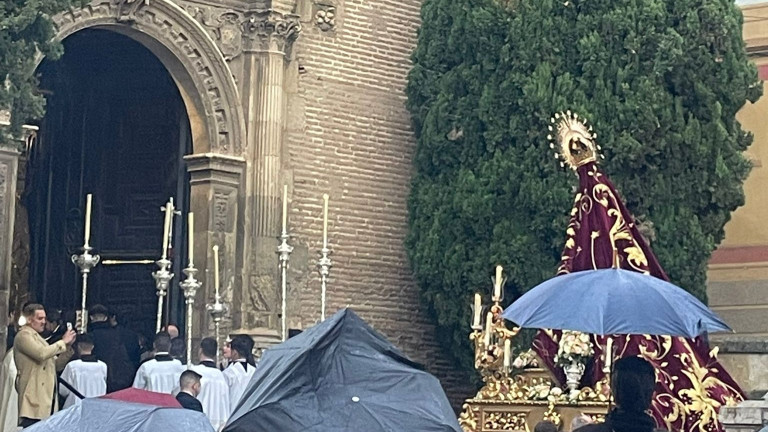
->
xmin=27 ymin=29 xmax=190 ymax=340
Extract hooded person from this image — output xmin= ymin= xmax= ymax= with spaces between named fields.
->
xmin=532 ymin=111 xmax=743 ymax=432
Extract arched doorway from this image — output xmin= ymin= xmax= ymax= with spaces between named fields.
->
xmin=27 ymin=29 xmax=191 ymax=339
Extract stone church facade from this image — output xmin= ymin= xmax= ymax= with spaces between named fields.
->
xmin=0 ymin=0 xmax=470 ymax=403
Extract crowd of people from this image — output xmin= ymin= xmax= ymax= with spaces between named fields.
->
xmin=0 ymin=303 xmax=259 ymax=431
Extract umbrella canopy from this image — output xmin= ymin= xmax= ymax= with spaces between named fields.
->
xmin=24 ymin=398 xmax=213 ymax=432
xmin=224 ymin=308 xmax=461 ymax=432
xmin=502 ymin=268 xmax=731 ymax=338
xmin=101 ymin=387 xmax=182 ymax=408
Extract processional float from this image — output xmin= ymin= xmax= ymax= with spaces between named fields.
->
xmin=459 ymin=112 xmax=743 ymax=432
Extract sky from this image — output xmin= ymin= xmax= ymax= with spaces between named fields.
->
xmin=736 ymin=0 xmax=767 ymax=5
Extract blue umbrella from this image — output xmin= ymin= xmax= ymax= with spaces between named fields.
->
xmin=501 ymin=268 xmax=731 ymax=337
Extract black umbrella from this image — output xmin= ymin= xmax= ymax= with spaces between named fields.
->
xmin=224 ymin=308 xmax=461 ymax=432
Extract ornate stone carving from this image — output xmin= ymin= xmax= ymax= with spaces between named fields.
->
xmin=187 ymin=6 xmax=244 ymax=61
xmin=213 ymin=192 xmax=229 ymax=232
xmin=242 ymin=10 xmax=301 ymax=55
xmin=459 ymin=404 xmax=480 ymax=432
xmin=53 ymin=0 xmax=246 ymax=155
xmin=313 ymin=3 xmax=336 ymax=32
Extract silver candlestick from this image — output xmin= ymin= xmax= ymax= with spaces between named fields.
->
xmin=71 ymin=245 xmax=101 ymax=333
xmin=277 ymin=232 xmax=294 ymax=341
xmin=316 ymin=246 xmax=333 ymax=321
xmin=180 ymin=264 xmax=201 ymax=368
xmin=206 ymin=296 xmax=228 ymax=366
xmin=152 ymin=257 xmax=174 ymax=334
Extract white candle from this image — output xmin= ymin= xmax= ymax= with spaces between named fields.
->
xmin=605 ymin=337 xmax=614 ymax=370
xmin=503 ymin=339 xmax=511 ymax=369
xmin=282 ymin=185 xmax=288 ymax=234
xmin=84 ymin=194 xmax=92 ymax=247
xmin=213 ymin=245 xmax=220 ymax=299
xmin=322 ymin=194 xmax=329 ymax=248
xmin=472 ymin=294 xmax=482 ymax=328
xmin=484 ymin=312 xmax=493 ymax=346
xmin=493 ymin=265 xmax=503 ymax=300
xmin=187 ymin=212 xmax=194 ymax=267
xmin=161 ymin=204 xmax=172 ymax=259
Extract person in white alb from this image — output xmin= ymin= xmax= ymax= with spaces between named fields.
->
xmin=59 ymin=334 xmax=107 ymax=408
xmin=132 ymin=332 xmax=185 ymax=394
xmin=0 ymin=347 xmax=17 ymax=432
xmin=222 ymin=335 xmax=256 ymax=411
xmin=190 ymin=338 xmax=230 ymax=430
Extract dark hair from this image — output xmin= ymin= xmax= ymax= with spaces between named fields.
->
xmin=200 ymin=337 xmax=217 ymax=359
xmin=76 ymin=333 xmax=95 ymax=352
xmin=230 ymin=334 xmax=255 ymax=366
xmin=22 ymin=303 xmax=44 ymax=318
xmin=154 ymin=332 xmax=172 ymax=352
xmin=45 ymin=307 xmax=62 ymax=323
xmin=89 ymin=304 xmax=109 ymax=318
xmin=170 ymin=337 xmax=186 ymax=362
xmin=533 ymin=420 xmax=558 ymax=432
xmin=179 ymin=370 xmax=202 ymax=389
xmin=612 ymin=356 xmax=656 ymax=413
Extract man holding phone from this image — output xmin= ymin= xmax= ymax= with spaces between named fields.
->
xmin=14 ymin=304 xmax=76 ymax=428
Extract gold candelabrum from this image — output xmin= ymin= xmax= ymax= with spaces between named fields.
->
xmin=459 ymin=266 xmax=611 ymax=432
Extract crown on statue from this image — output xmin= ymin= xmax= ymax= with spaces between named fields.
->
xmin=548 ymin=111 xmax=603 ymax=170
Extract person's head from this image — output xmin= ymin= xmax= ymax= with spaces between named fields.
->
xmin=23 ymin=304 xmax=46 ymax=333
xmin=166 ymin=324 xmax=179 ymax=339
xmin=534 ymin=420 xmax=558 ymax=432
xmin=75 ymin=334 xmax=95 ymax=356
xmin=88 ymin=304 xmax=109 ymax=323
xmin=230 ymin=335 xmax=254 ymax=363
xmin=222 ymin=338 xmax=232 ymax=359
xmin=170 ymin=337 xmax=186 ymax=362
xmin=570 ymin=414 xmax=593 ymax=431
xmin=611 ymin=356 xmax=656 ymax=413
xmin=44 ymin=307 xmax=62 ymax=332
xmin=199 ymin=337 xmax=217 ymax=360
xmin=153 ymin=331 xmax=172 ymax=353
xmin=179 ymin=370 xmax=202 ymax=396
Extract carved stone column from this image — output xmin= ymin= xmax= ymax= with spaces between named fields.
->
xmin=184 ymin=153 xmax=246 ymax=343
xmin=238 ymin=10 xmax=300 ymax=346
xmin=0 ymin=147 xmax=21 ymax=345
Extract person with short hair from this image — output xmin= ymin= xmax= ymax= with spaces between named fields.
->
xmin=571 ymin=414 xmax=594 ymax=431
xmin=132 ymin=332 xmax=185 ymax=394
xmin=190 ymin=337 xmax=230 ymax=429
xmin=534 ymin=420 xmax=559 ymax=432
xmin=14 ymin=303 xmax=76 ymax=427
xmin=222 ymin=335 xmax=256 ymax=409
xmin=88 ymin=304 xmax=140 ymax=392
xmin=577 ymin=356 xmax=658 ymax=432
xmin=59 ymin=334 xmax=107 ymax=408
xmin=170 ymin=337 xmax=186 ymax=363
xmin=175 ymin=370 xmax=203 ymax=412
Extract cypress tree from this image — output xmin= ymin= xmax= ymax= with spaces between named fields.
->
xmin=0 ymin=0 xmax=81 ymax=144
xmin=406 ymin=0 xmax=760 ymax=372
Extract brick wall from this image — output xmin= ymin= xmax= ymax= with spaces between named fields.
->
xmin=284 ymin=0 xmax=473 ymax=407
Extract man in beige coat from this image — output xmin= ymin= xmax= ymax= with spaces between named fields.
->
xmin=14 ymin=304 xmax=75 ymax=428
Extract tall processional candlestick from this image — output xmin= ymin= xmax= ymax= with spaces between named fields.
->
xmin=71 ymin=194 xmax=100 ymax=333
xmin=206 ymin=244 xmax=228 ymax=365
xmin=277 ymin=185 xmax=294 ymax=341
xmin=317 ymin=194 xmax=333 ymax=321
xmin=153 ymin=198 xmax=176 ymax=333
xmin=179 ymin=212 xmax=201 ymax=368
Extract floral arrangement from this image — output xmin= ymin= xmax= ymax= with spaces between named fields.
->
xmin=554 ymin=330 xmax=594 ymax=367
xmin=512 ymin=349 xmax=540 ymax=369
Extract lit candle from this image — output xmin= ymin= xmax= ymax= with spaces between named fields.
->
xmin=472 ymin=294 xmax=482 ymax=328
xmin=187 ymin=212 xmax=194 ymax=267
xmin=484 ymin=311 xmax=493 ymax=346
xmin=605 ymin=337 xmax=614 ymax=371
xmin=503 ymin=339 xmax=511 ymax=369
xmin=161 ymin=204 xmax=172 ymax=259
xmin=282 ymin=185 xmax=288 ymax=234
xmin=213 ymin=245 xmax=220 ymax=299
xmin=493 ymin=265 xmax=503 ymax=300
xmin=322 ymin=194 xmax=329 ymax=249
xmin=84 ymin=194 xmax=92 ymax=247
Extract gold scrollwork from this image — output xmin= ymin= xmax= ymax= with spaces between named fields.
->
xmin=484 ymin=411 xmax=529 ymax=431
xmin=459 ymin=403 xmax=480 ymax=432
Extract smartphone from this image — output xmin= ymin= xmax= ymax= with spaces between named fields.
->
xmin=67 ymin=322 xmax=73 ymax=331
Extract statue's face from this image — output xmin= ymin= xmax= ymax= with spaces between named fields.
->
xmin=563 ymin=130 xmax=595 ymax=166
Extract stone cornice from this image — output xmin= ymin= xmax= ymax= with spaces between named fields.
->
xmin=241 ymin=9 xmax=301 ymax=55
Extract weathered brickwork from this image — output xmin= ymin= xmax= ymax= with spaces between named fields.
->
xmin=285 ymin=0 xmax=472 ymax=406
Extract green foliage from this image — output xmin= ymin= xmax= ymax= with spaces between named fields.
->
xmin=0 ymin=0 xmax=81 ymax=144
xmin=406 ymin=0 xmax=761 ymax=372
